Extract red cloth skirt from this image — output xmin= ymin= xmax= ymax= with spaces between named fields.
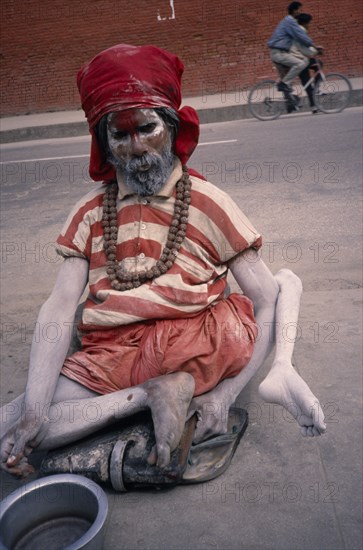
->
xmin=62 ymin=293 xmax=257 ymax=397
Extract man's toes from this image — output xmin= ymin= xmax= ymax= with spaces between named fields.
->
xmin=318 ymin=422 xmax=327 ymax=434
xmin=7 ymin=451 xmax=24 ymax=467
xmin=1 ymin=459 xmax=34 ymax=478
xmin=147 ymin=445 xmax=157 ymax=465
xmin=314 ymin=415 xmax=327 ymax=434
xmin=0 ymin=439 xmax=14 ymax=462
xmin=297 ymin=413 xmax=309 ymax=427
xmin=306 ymin=426 xmax=315 ymax=437
xmin=17 ymin=460 xmax=35 ymax=477
xmin=156 ymin=442 xmax=171 ymax=469
xmin=312 ymin=426 xmax=322 ymax=436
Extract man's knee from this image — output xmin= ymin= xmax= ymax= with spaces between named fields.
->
xmin=275 ymin=269 xmax=303 ymax=295
xmin=286 ymin=58 xmax=308 ymax=74
xmin=298 ymin=58 xmax=309 ymax=71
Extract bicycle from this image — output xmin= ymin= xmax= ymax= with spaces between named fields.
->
xmin=248 ymin=58 xmax=352 ymax=121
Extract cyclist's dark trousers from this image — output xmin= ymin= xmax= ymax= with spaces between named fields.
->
xmin=299 ymin=58 xmax=322 ymax=108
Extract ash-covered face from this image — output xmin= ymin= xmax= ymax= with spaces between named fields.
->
xmin=107 ymin=109 xmax=175 ymax=196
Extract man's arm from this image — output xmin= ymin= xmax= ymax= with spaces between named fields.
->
xmin=4 ymin=257 xmax=89 ymax=462
xmin=268 ymin=17 xmax=315 ymax=49
xmin=213 ymin=249 xmax=279 ymax=401
xmin=25 ymin=257 xmax=88 ymax=405
xmin=190 ymin=249 xmax=279 ymax=441
xmin=287 ymin=17 xmax=314 ymax=47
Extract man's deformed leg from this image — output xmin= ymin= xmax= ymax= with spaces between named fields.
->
xmin=143 ymin=373 xmax=195 ymax=467
xmin=190 ymin=263 xmax=326 ymax=442
xmin=258 ymin=269 xmax=326 ymax=436
xmin=1 ymin=372 xmax=194 ymax=476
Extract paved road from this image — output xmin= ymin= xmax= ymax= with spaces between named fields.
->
xmin=1 ymin=108 xmax=362 ymax=550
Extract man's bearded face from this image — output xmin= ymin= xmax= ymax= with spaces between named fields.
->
xmin=107 ymin=109 xmax=175 ymax=196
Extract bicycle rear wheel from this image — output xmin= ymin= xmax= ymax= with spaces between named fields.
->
xmin=248 ymin=80 xmax=284 ymax=121
xmin=314 ymin=73 xmax=352 ymax=114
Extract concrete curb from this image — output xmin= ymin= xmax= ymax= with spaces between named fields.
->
xmin=0 ymin=121 xmax=89 ymax=144
xmin=1 ymin=89 xmax=362 ymax=144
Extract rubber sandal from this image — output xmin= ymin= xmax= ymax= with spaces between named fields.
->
xmin=40 ymin=407 xmax=248 ymax=490
xmin=182 ymin=407 xmax=248 ymax=484
xmin=40 ymin=411 xmax=196 ymax=489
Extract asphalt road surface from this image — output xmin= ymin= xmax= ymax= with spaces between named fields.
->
xmin=0 ymin=107 xmax=362 ymax=550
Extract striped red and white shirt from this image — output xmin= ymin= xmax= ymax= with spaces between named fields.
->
xmin=56 ymin=159 xmax=262 ymax=328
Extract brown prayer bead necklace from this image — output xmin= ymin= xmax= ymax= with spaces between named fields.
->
xmin=102 ymin=166 xmax=192 ymax=291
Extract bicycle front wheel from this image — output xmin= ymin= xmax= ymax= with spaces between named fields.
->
xmin=248 ymin=80 xmax=284 ymax=121
xmin=314 ymin=73 xmax=352 ymax=114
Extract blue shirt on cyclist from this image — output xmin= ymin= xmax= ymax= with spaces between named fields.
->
xmin=268 ymin=15 xmax=314 ymax=51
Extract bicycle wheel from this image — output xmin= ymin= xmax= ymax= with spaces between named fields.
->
xmin=314 ymin=73 xmax=352 ymax=114
xmin=248 ymin=80 xmax=284 ymax=121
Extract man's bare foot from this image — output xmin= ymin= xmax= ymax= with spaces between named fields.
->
xmin=188 ymin=386 xmax=233 ymax=444
xmin=144 ymin=372 xmax=195 ymax=468
xmin=258 ymin=363 xmax=326 ymax=436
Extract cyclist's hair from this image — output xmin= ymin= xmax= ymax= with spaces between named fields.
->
xmin=94 ymin=107 xmax=179 ymax=164
xmin=288 ymin=2 xmax=302 ymax=14
xmin=297 ymin=13 xmax=313 ymax=26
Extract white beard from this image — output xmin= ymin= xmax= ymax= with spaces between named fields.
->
xmin=109 ymin=146 xmax=175 ymax=196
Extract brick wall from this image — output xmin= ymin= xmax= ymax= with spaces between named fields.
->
xmin=1 ymin=0 xmax=362 ymax=116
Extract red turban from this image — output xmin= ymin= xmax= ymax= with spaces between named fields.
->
xmin=77 ymin=44 xmax=200 ymax=182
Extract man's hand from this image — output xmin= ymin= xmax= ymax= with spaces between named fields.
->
xmin=0 ymin=417 xmax=44 ymax=477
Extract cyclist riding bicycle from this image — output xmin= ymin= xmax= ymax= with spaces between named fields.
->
xmin=291 ymin=13 xmax=324 ymax=114
xmin=267 ymin=2 xmax=323 ymax=111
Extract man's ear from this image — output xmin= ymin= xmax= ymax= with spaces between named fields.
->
xmin=94 ymin=115 xmax=111 ymax=164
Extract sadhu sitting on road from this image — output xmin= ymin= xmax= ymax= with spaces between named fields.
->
xmin=0 ymin=44 xmax=326 ymax=477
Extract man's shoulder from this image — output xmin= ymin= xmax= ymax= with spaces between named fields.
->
xmin=281 ymin=14 xmax=298 ymax=27
xmin=189 ymin=174 xmax=238 ymax=209
xmin=190 ymin=174 xmax=229 ymax=198
xmin=278 ymin=15 xmax=292 ymax=26
xmin=73 ymin=183 xmax=106 ymax=209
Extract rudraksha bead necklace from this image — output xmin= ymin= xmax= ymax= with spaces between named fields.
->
xmin=102 ymin=166 xmax=192 ymax=291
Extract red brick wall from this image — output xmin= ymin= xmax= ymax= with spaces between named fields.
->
xmin=1 ymin=0 xmax=362 ymax=116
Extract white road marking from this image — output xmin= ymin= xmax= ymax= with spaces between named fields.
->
xmin=0 ymin=154 xmax=89 ymax=164
xmin=0 ymin=140 xmax=237 ymax=164
xmin=198 ymin=139 xmax=237 ymax=146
